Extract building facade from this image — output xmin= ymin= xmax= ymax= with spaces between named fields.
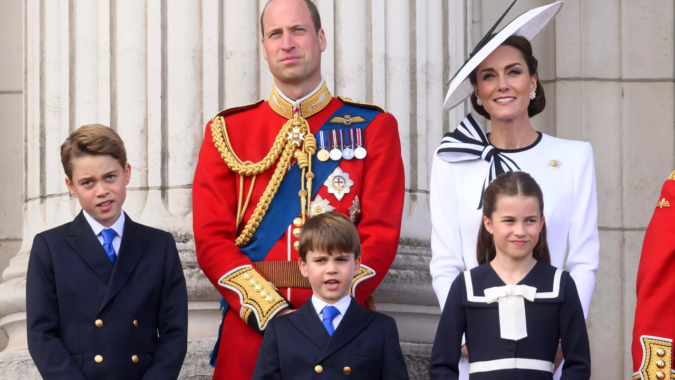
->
xmin=0 ymin=0 xmax=672 ymax=378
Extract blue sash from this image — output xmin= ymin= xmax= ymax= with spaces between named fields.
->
xmin=209 ymin=104 xmax=381 ymax=367
xmin=240 ymin=104 xmax=380 ymax=261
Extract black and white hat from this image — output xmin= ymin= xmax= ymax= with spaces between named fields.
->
xmin=443 ymin=1 xmax=563 ymax=111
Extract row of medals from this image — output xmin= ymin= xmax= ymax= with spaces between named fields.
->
xmin=316 ymin=129 xmax=367 ymax=162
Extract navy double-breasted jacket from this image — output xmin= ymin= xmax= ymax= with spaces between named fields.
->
xmin=253 ymin=297 xmax=409 ymax=380
xmin=26 ymin=211 xmax=188 ymax=380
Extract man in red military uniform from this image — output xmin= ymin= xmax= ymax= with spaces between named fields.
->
xmin=632 ymin=171 xmax=675 ymax=380
xmin=192 ymin=0 xmax=405 ymax=378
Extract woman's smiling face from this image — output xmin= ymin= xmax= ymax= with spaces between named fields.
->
xmin=473 ymin=45 xmax=537 ymax=122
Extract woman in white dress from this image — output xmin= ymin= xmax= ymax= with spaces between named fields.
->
xmin=429 ymin=2 xmax=598 ymax=379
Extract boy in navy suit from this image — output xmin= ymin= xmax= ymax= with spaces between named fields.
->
xmin=252 ymin=212 xmax=409 ymax=379
xmin=26 ymin=124 xmax=188 ymax=380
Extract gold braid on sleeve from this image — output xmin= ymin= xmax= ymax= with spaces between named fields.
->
xmin=211 ymin=112 xmax=315 ymax=247
xmin=638 ymin=335 xmax=672 ymax=380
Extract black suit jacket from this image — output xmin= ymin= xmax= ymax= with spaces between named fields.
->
xmin=26 ymin=211 xmax=188 ymax=380
xmin=252 ymin=297 xmax=409 ymax=380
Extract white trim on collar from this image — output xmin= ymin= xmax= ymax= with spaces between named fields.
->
xmin=464 ymin=268 xmax=562 ymax=303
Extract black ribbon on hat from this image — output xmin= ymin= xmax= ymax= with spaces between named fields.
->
xmin=436 ymin=114 xmax=521 ymax=209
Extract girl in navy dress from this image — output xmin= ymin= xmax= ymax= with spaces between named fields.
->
xmin=429 ymin=171 xmax=590 ymax=379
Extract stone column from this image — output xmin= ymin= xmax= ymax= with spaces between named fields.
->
xmin=555 ymin=1 xmax=675 ymax=378
xmin=0 ymin=0 xmax=24 ymax=355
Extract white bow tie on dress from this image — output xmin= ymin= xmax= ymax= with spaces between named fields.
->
xmin=435 ymin=113 xmax=521 ymax=209
xmin=484 ymin=284 xmax=537 ymax=341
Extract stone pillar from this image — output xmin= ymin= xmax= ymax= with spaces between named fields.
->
xmin=0 ymin=0 xmax=24 ymax=355
xmin=555 ymin=1 xmax=674 ymax=378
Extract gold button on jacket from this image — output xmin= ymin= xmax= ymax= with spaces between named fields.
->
xmin=343 ymin=366 xmax=352 ymax=375
xmin=133 ymin=320 xmax=138 ymax=327
xmin=315 ymin=365 xmax=323 ymax=373
xmin=94 ymin=355 xmax=103 ymax=363
xmin=132 ymin=355 xmax=139 ymax=363
xmin=95 ymin=319 xmax=103 ymax=328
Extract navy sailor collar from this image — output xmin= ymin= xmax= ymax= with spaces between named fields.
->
xmin=461 ymin=261 xmax=567 ymax=308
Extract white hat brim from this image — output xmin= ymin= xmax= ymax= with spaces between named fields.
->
xmin=443 ymin=1 xmax=564 ymax=111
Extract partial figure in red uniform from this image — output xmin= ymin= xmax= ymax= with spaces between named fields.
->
xmin=632 ymin=171 xmax=675 ymax=380
xmin=192 ymin=0 xmax=405 ymax=378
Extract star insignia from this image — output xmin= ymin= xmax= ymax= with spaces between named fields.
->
xmin=309 ymin=195 xmax=335 ymax=217
xmin=324 ymin=167 xmax=354 ymax=201
xmin=286 ymin=127 xmax=305 ymax=146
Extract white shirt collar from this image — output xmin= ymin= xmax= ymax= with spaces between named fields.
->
xmin=274 ymin=79 xmax=325 ymax=111
xmin=83 ymin=209 xmax=125 ymax=238
xmin=311 ymin=294 xmax=352 ymax=318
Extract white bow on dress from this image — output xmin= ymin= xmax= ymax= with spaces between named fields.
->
xmin=484 ymin=284 xmax=537 ymax=341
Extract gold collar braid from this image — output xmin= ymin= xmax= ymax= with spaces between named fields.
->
xmin=211 ymin=110 xmax=317 ymax=247
xmin=268 ymin=82 xmax=332 ymax=119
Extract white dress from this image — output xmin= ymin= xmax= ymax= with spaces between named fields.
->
xmin=429 ymin=114 xmax=599 ymax=379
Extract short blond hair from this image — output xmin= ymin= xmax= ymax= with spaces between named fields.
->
xmin=299 ymin=212 xmax=361 ymax=261
xmin=60 ymin=124 xmax=127 ymax=179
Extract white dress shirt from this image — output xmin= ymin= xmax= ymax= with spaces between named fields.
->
xmin=311 ymin=294 xmax=352 ymax=331
xmin=82 ymin=209 xmax=125 ymax=256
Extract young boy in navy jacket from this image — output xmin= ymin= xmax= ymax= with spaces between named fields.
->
xmin=26 ymin=124 xmax=188 ymax=380
xmin=252 ymin=212 xmax=409 ymax=379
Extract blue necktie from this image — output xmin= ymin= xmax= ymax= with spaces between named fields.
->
xmin=101 ymin=229 xmax=117 ymax=265
xmin=322 ymin=306 xmax=340 ymax=336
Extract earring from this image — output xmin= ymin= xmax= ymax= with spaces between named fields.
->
xmin=476 ymin=97 xmax=483 ymax=106
xmin=530 ymin=92 xmax=536 ymax=100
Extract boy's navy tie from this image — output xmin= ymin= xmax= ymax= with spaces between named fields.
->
xmin=322 ymin=306 xmax=340 ymax=336
xmin=101 ymin=228 xmax=117 ymax=265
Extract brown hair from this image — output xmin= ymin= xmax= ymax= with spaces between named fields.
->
xmin=60 ymin=124 xmax=127 ymax=180
xmin=469 ymin=35 xmax=546 ymax=120
xmin=260 ymin=0 xmax=322 ymax=37
xmin=299 ymin=212 xmax=361 ymax=261
xmin=476 ymin=171 xmax=550 ymax=265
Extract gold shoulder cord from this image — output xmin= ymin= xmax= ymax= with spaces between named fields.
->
xmin=211 ymin=112 xmax=316 ymax=247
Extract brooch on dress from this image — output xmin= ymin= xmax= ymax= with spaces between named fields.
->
xmin=547 ymin=159 xmax=561 ymax=170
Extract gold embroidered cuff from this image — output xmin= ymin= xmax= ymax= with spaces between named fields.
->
xmin=350 ymin=265 xmax=376 ymax=297
xmin=218 ymin=266 xmax=289 ymax=333
xmin=638 ymin=335 xmax=672 ymax=380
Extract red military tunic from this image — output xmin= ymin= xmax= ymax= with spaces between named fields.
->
xmin=632 ymin=171 xmax=675 ymax=380
xmin=193 ymin=82 xmax=405 ymax=379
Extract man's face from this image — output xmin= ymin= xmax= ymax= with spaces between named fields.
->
xmin=261 ymin=0 xmax=326 ymax=85
xmin=299 ymin=250 xmax=360 ymax=304
xmin=65 ymin=154 xmax=131 ymax=227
